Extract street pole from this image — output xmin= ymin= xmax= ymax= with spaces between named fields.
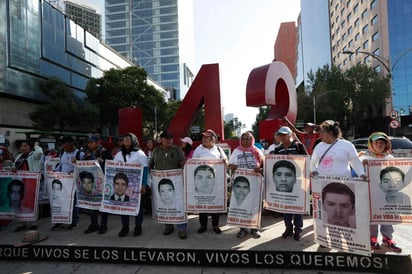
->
xmin=313 ymin=96 xmax=316 ymax=124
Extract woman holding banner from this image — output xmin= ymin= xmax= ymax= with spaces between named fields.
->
xmin=113 ymin=133 xmax=149 ymax=238
xmin=228 ymin=131 xmax=264 ymax=238
xmin=358 ymin=132 xmax=402 ymax=252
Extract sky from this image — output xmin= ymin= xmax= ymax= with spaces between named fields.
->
xmin=83 ymin=0 xmax=301 ymax=130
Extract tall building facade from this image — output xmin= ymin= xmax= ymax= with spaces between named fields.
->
xmin=64 ymin=0 xmax=102 ymax=39
xmin=274 ymin=22 xmax=298 ymax=81
xmin=0 ymin=0 xmax=162 ymax=153
xmin=331 ymin=0 xmax=412 ymax=117
xmin=297 ymin=0 xmax=331 ymax=92
xmin=105 ymin=0 xmax=194 ymax=100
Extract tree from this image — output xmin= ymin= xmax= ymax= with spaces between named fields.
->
xmin=85 ymin=66 xmax=166 ymax=133
xmin=29 ymin=77 xmax=88 ymax=132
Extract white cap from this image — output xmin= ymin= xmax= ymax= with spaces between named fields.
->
xmin=180 ymin=137 xmax=193 ymax=145
xmin=276 ymin=126 xmax=292 ymax=135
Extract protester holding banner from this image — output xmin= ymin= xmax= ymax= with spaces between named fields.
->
xmin=358 ymin=132 xmax=402 ymax=252
xmin=52 ymin=136 xmax=84 ymax=231
xmin=149 ymin=132 xmax=186 ymax=239
xmin=82 ymin=134 xmax=112 ymax=235
xmin=112 ymin=133 xmax=148 ymax=237
xmin=310 ymin=120 xmax=366 ymax=179
xmin=12 ymin=140 xmax=43 ymax=232
xmin=192 ymin=129 xmax=228 ymax=235
xmin=228 ymin=131 xmax=264 ymax=238
xmin=271 ymin=126 xmax=307 ymax=241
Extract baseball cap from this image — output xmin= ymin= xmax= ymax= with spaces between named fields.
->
xmin=305 ymin=122 xmax=315 ymax=127
xmin=180 ymin=137 xmax=193 ymax=145
xmin=276 ymin=126 xmax=292 ymax=135
xmin=370 ymin=132 xmax=387 ymax=142
xmin=160 ymin=132 xmax=174 ymax=139
xmin=87 ymin=134 xmax=100 ymax=142
xmin=202 ymin=129 xmax=218 ymax=138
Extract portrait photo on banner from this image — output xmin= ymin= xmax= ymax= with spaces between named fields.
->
xmin=0 ymin=171 xmax=40 ymax=222
xmin=227 ymin=168 xmax=263 ymax=229
xmin=365 ymin=158 xmax=412 ymax=224
xmin=264 ymin=154 xmax=310 ymax=214
xmin=43 ymin=156 xmax=60 ymax=198
xmin=47 ymin=172 xmax=76 ymax=224
xmin=312 ymin=176 xmax=370 ymax=256
xmin=74 ymin=160 xmax=104 ymax=210
xmin=151 ymin=169 xmax=187 ymax=224
xmin=184 ymin=158 xmax=227 ymax=213
xmin=101 ymin=160 xmax=143 ymax=216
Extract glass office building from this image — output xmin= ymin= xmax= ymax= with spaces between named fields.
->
xmin=0 ymin=0 xmax=160 ymax=149
xmin=105 ymin=0 xmax=194 ymax=100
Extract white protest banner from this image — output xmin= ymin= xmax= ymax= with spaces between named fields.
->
xmin=74 ymin=160 xmax=104 ymax=210
xmin=264 ymin=154 xmax=310 ymax=214
xmin=43 ymin=157 xmax=60 ymax=197
xmin=151 ymin=169 xmax=186 ymax=224
xmin=101 ymin=160 xmax=143 ymax=216
xmin=365 ymin=158 xmax=412 ymax=224
xmin=184 ymin=158 xmax=227 ymax=213
xmin=0 ymin=171 xmax=40 ymax=222
xmin=47 ymin=171 xmax=76 ymax=224
xmin=312 ymin=176 xmax=370 ymax=256
xmin=227 ymin=168 xmax=263 ymax=229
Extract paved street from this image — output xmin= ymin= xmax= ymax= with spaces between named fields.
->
xmin=0 ymin=212 xmax=411 ymax=274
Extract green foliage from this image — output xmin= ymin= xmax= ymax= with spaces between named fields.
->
xmin=85 ymin=66 xmax=166 ymax=131
xmin=29 ymin=77 xmax=88 ymax=131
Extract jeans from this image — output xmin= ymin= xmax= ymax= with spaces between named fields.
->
xmin=120 ymin=203 xmax=144 ymax=228
xmin=283 ymin=214 xmax=303 ymax=233
xmin=199 ymin=213 xmax=219 ymax=227
xmin=90 ymin=210 xmax=108 ymax=226
xmin=370 ymin=224 xmax=394 ymax=240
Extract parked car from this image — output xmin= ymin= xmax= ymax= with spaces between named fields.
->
xmin=352 ymin=136 xmax=412 ymax=157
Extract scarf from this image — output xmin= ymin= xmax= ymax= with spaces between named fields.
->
xmin=236 ymin=132 xmax=263 ymax=168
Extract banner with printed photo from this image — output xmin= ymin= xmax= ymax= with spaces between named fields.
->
xmin=151 ymin=169 xmax=186 ymax=224
xmin=0 ymin=171 xmax=40 ymax=221
xmin=263 ymin=154 xmax=310 ymax=214
xmin=101 ymin=160 xmax=143 ymax=216
xmin=74 ymin=161 xmax=104 ymax=210
xmin=47 ymin=172 xmax=76 ymax=224
xmin=184 ymin=159 xmax=227 ymax=213
xmin=365 ymin=158 xmax=412 ymax=224
xmin=43 ymin=157 xmax=60 ymax=197
xmin=312 ymin=176 xmax=370 ymax=256
xmin=227 ymin=169 xmax=263 ymax=229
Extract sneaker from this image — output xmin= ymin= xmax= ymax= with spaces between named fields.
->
xmin=51 ymin=224 xmax=62 ymax=231
xmin=84 ymin=224 xmax=99 ymax=234
xmin=14 ymin=225 xmax=27 ymax=233
xmin=98 ymin=225 xmax=107 ymax=235
xmin=133 ymin=226 xmax=142 ymax=237
xmin=118 ymin=226 xmax=129 ymax=237
xmin=282 ymin=227 xmax=293 ymax=238
xmin=370 ymin=237 xmax=380 ymax=250
xmin=212 ymin=226 xmax=222 ymax=234
xmin=197 ymin=226 xmax=207 ymax=234
xmin=293 ymin=232 xmax=302 ymax=241
xmin=237 ymin=228 xmax=248 ymax=238
xmin=382 ymin=238 xmax=402 ymax=253
xmin=178 ymin=231 xmax=187 ymax=239
xmin=163 ymin=226 xmax=175 ymax=235
xmin=68 ymin=223 xmax=79 ymax=230
xmin=251 ymin=229 xmax=261 ymax=239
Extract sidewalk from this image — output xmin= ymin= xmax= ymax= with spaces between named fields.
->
xmin=1 ymin=212 xmax=411 ymax=274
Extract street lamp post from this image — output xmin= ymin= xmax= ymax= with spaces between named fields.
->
xmin=312 ymin=90 xmax=340 ymax=124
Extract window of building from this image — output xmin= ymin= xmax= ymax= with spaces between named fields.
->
xmin=363 ymin=40 xmax=369 ymax=49
xmin=337 ymin=39 xmax=341 ymax=46
xmin=347 ymin=0 xmax=351 ymax=8
xmin=356 ymin=47 xmax=361 ymax=53
xmin=347 ymin=12 xmax=352 ymax=22
xmin=354 ymin=4 xmax=359 ymax=13
xmin=373 ymin=48 xmax=380 ymax=56
xmin=348 ymin=39 xmax=354 ymax=48
xmin=371 ymin=15 xmax=378 ymax=25
xmin=354 ymin=18 xmax=359 ymax=27
xmin=336 ymin=15 xmax=340 ymax=23
xmin=343 ymin=58 xmax=348 ymax=66
xmin=341 ymin=20 xmax=346 ymax=27
xmin=361 ymin=9 xmax=368 ymax=19
xmin=348 ymin=26 xmax=353 ymax=34
xmin=372 ymin=32 xmax=379 ymax=42
xmin=341 ymin=7 xmax=345 ymax=16
xmin=342 ymin=33 xmax=347 ymax=41
xmin=348 ymin=52 xmax=354 ymax=61
xmin=335 ymin=3 xmax=339 ymax=11
xmin=337 ymin=26 xmax=341 ymax=33
xmin=371 ymin=0 xmax=377 ymax=9
xmin=364 ymin=55 xmax=371 ymax=64
xmin=355 ymin=32 xmax=360 ymax=41
xmin=362 ymin=24 xmax=369 ymax=34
